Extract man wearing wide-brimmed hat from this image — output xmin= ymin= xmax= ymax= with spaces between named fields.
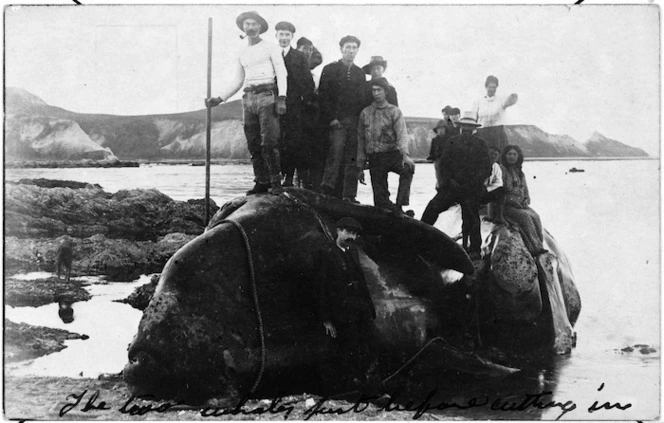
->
xmin=362 ymin=56 xmax=398 ymax=106
xmin=421 ymin=112 xmax=492 ymax=260
xmin=205 ymin=11 xmax=288 ymax=196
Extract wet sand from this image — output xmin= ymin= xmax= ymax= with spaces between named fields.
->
xmin=4 ymin=374 xmax=438 ymax=421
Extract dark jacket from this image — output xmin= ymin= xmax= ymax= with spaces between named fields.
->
xmin=428 ymin=122 xmax=459 ymax=161
xmin=284 ymin=48 xmax=315 ymax=107
xmin=318 ymin=60 xmax=368 ymax=124
xmin=364 ymin=79 xmax=398 ymax=108
xmin=317 ymin=243 xmax=376 ymax=325
xmin=440 ymin=132 xmax=492 ymax=195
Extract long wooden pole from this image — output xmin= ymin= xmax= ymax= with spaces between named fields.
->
xmin=205 ymin=17 xmax=213 ymax=226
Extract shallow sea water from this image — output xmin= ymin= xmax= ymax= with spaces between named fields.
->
xmin=4 ymin=159 xmax=660 ymax=419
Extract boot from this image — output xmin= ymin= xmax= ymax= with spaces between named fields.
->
xmin=246 ymin=183 xmax=270 ymax=195
xmin=270 ymin=181 xmax=284 ymax=195
xmin=493 ymin=200 xmax=506 ymax=225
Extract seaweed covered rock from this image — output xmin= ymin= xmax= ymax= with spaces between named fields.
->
xmin=4 ymin=319 xmax=88 ymax=363
xmin=115 ymin=274 xmax=159 ymax=310
xmin=5 ymin=276 xmax=91 ymax=307
xmin=4 ymin=233 xmax=196 ymax=281
xmin=5 ymin=180 xmax=218 ymax=240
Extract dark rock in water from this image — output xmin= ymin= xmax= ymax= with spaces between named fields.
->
xmin=617 ymin=344 xmax=657 ymax=355
xmin=115 ymin=274 xmax=159 ymax=310
xmin=4 ymin=276 xmax=91 ymax=307
xmin=4 ymin=319 xmax=87 ymax=362
xmin=568 ymin=167 xmax=585 ymax=173
xmin=5 ymin=180 xmax=218 ymax=240
xmin=13 ymin=178 xmax=102 ymax=190
xmin=621 ymin=346 xmax=634 ymax=353
xmin=5 ymin=233 xmax=196 ymax=281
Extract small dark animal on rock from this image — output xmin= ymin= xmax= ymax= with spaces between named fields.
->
xmin=57 ymin=237 xmax=74 ymax=282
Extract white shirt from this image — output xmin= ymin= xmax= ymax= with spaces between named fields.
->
xmin=485 ymin=162 xmax=503 ymax=192
xmin=282 ymin=46 xmax=290 ymax=57
xmin=472 ymin=94 xmax=511 ymax=127
xmin=219 ymin=39 xmax=288 ymax=101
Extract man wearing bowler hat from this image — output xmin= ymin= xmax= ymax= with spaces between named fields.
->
xmin=206 ymin=11 xmax=288 ymax=195
xmin=421 ymin=111 xmax=492 ymax=259
xmin=318 ymin=35 xmax=368 ymax=203
xmin=362 ymin=56 xmax=398 ymax=106
xmin=274 ymin=21 xmax=315 ymax=188
xmin=317 ymin=217 xmax=377 ymax=392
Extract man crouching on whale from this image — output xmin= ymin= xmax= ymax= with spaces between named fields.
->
xmin=316 ymin=217 xmax=378 ymax=394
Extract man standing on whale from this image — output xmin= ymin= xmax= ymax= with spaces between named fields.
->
xmin=206 ymin=11 xmax=288 ymax=195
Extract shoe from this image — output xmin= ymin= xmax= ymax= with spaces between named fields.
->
xmin=343 ymin=197 xmax=360 ymax=204
xmin=270 ymin=181 xmax=284 ymax=195
xmin=405 ymin=210 xmax=415 ymax=218
xmin=246 ymin=183 xmax=269 ymax=195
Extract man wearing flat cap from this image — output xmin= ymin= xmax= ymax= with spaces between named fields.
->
xmin=357 ymin=77 xmax=414 ymax=216
xmin=317 ymin=217 xmax=377 ymax=392
xmin=362 ymin=56 xmax=398 ymax=107
xmin=428 ymin=106 xmax=460 ymax=190
xmin=206 ymin=11 xmax=288 ymax=196
xmin=274 ymin=21 xmax=315 ymax=188
xmin=318 ymin=35 xmax=368 ymax=203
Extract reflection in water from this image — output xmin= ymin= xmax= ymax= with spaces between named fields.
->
xmin=58 ymin=300 xmax=74 ymax=324
xmin=377 ymin=352 xmax=573 ymax=420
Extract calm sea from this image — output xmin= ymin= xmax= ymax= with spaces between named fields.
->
xmin=4 ymin=160 xmax=660 ymax=420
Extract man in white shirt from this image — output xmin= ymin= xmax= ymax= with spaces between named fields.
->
xmin=206 ymin=11 xmax=288 ymax=195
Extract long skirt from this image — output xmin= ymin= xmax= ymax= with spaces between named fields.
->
xmin=504 ymin=205 xmax=544 ymax=255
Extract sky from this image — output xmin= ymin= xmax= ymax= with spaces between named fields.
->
xmin=4 ymin=2 xmax=661 ymax=156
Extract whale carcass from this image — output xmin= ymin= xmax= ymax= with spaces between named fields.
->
xmin=124 ymin=188 xmax=581 ymax=401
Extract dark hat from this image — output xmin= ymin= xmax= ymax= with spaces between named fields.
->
xmin=369 ymin=77 xmax=391 ymax=92
xmin=339 ymin=35 xmax=361 ymax=48
xmin=296 ymin=36 xmax=313 ymax=48
xmin=451 ymin=107 xmax=461 ymax=115
xmin=336 ymin=217 xmax=363 ymax=233
xmin=275 ymin=21 xmax=296 ymax=33
xmin=362 ymin=56 xmax=388 ymax=74
xmin=433 ymin=119 xmax=447 ymax=133
xmin=441 ymin=105 xmax=454 ymax=114
xmin=236 ymin=11 xmax=268 ymax=34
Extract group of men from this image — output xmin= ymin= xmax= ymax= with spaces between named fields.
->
xmin=206 ymin=10 xmax=413 ymax=215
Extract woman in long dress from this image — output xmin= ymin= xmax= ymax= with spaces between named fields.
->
xmin=501 ymin=145 xmax=546 ymax=256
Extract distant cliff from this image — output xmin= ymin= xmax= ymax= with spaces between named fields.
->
xmin=5 ymin=87 xmax=648 ymax=161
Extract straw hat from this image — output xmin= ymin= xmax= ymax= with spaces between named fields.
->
xmin=457 ymin=111 xmax=482 ymax=127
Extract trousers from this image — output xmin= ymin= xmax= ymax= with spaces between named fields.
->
xmin=243 ymin=90 xmax=282 ymax=184
xmin=321 ymin=116 xmax=360 ymax=198
xmin=368 ymin=150 xmax=414 ymax=209
xmin=421 ymin=187 xmax=483 ymax=253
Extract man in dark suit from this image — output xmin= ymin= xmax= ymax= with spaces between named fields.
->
xmin=317 ymin=217 xmax=377 ymax=393
xmin=275 ymin=21 xmax=315 ymax=187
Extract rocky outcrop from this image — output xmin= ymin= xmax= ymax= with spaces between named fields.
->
xmin=4 ymin=319 xmax=88 ymax=363
xmin=115 ymin=274 xmax=159 ymax=310
xmin=5 ymin=180 xmax=217 ymax=240
xmin=5 ymin=277 xmax=91 ymax=307
xmin=585 ymin=131 xmax=649 ymax=157
xmin=4 ymin=179 xmax=207 ymax=280
xmin=5 ymin=233 xmax=196 ymax=281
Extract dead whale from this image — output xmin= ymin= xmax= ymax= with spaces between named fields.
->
xmin=124 ymin=188 xmax=580 ymax=401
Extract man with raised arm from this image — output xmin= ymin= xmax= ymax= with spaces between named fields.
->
xmin=206 ymin=11 xmax=288 ymax=195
